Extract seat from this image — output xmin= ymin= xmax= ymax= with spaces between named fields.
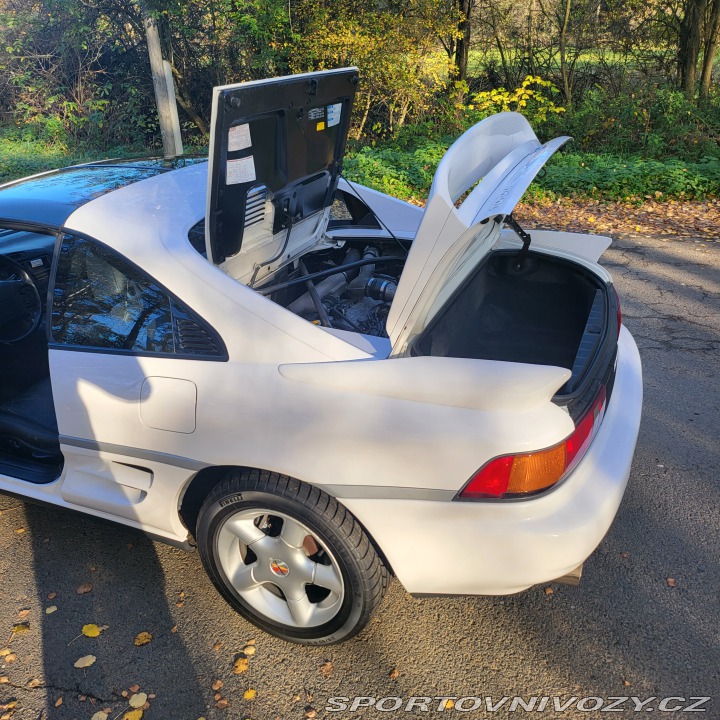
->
xmin=0 ymin=377 xmax=60 ymax=458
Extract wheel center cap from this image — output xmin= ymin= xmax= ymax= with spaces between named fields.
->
xmin=269 ymin=558 xmax=290 ymax=577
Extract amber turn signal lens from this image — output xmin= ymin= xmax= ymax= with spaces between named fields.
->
xmin=507 ymin=444 xmax=566 ymax=494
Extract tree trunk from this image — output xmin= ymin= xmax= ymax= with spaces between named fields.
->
xmin=141 ymin=5 xmax=182 ymax=158
xmin=679 ymin=0 xmax=708 ymax=97
xmin=353 ymin=92 xmax=372 ymax=140
xmin=700 ymin=0 xmax=720 ymax=100
xmin=559 ymin=0 xmax=573 ymax=105
xmin=527 ymin=0 xmax=536 ymax=75
xmin=455 ymin=0 xmax=474 ymax=83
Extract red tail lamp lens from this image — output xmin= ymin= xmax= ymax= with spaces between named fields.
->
xmin=459 ymin=386 xmax=607 ymax=500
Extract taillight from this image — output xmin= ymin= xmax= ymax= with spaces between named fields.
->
xmin=612 ymin=284 xmax=622 ymax=338
xmin=457 ymin=385 xmax=607 ymax=500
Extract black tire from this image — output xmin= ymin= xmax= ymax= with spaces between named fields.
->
xmin=196 ymin=469 xmax=388 ymax=645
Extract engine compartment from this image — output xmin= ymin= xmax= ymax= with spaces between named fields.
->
xmin=259 ymin=239 xmax=407 ymax=338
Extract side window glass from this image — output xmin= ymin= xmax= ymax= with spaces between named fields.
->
xmin=52 ymin=235 xmax=224 ymax=358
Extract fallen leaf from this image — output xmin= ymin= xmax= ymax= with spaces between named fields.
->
xmin=320 ymin=661 xmax=333 ymax=678
xmin=122 ymin=710 xmax=143 ymax=720
xmin=73 ymin=654 xmax=96 ymax=669
xmin=11 ymin=622 xmax=29 ymax=636
xmin=243 ymin=689 xmax=256 ymax=700
xmin=79 ymin=694 xmax=87 ymax=701
xmin=0 ymin=677 xmax=7 ymax=684
xmin=45 ymin=606 xmax=57 ymax=615
xmin=544 ymin=587 xmax=554 ymax=595
xmin=4 ymin=653 xmax=16 ymax=663
xmin=179 ymin=591 xmax=186 ymax=599
xmin=245 ymin=638 xmax=256 ymax=645
xmin=82 ymin=624 xmax=102 ymax=638
xmin=121 ymin=690 xmax=129 ymax=698
xmin=305 ymin=708 xmax=317 ymax=718
xmin=445 ymin=699 xmax=455 ymax=709
xmin=134 ymin=632 xmax=153 ymax=646
xmin=76 ymin=583 xmax=93 ymax=595
xmin=27 ymin=678 xmax=42 ymax=688
xmin=212 ymin=641 xmax=223 ymax=651
xmin=389 ymin=668 xmax=399 ymax=680
xmin=242 ymin=645 xmax=256 ymax=656
xmin=214 ymin=693 xmax=222 ymax=701
xmin=129 ymin=684 xmax=140 ymax=693
xmin=623 ymin=679 xmax=631 ymax=687
xmin=47 ymin=592 xmax=57 ymax=600
xmin=91 ymin=713 xmax=109 ymax=720
xmin=292 ymin=694 xmax=302 ymax=703
xmin=232 ymin=656 xmax=249 ymax=674
xmin=129 ymin=692 xmax=148 ymax=708
xmin=15 ymin=527 xmax=24 ymax=534
xmin=54 ymin=697 xmax=63 ymax=707
xmin=171 ymin=625 xmax=178 ymax=633
xmin=215 ymin=698 xmax=229 ymax=709
xmin=17 ymin=610 xmax=29 ymax=619
xmin=211 ymin=680 xmax=224 ymax=691
xmin=148 ymin=694 xmax=155 ymax=699
xmin=667 ymin=577 xmax=677 ymax=587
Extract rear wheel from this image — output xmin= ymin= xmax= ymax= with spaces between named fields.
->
xmin=196 ymin=469 xmax=388 ymax=644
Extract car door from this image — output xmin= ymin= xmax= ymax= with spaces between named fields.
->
xmin=48 ymin=231 xmax=227 ymax=538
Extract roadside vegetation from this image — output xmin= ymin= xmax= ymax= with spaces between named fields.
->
xmin=0 ymin=0 xmax=718 ymax=202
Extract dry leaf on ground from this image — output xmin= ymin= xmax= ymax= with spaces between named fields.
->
xmin=134 ymin=632 xmax=153 ymax=646
xmin=73 ymin=655 xmax=96 ymax=668
xmin=243 ymin=689 xmax=256 ymax=700
xmin=129 ymin=692 xmax=148 ymax=708
xmin=82 ymin=624 xmax=102 ymax=638
xmin=320 ymin=662 xmax=333 ymax=678
xmin=211 ymin=679 xmax=223 ymax=691
xmin=45 ymin=606 xmax=57 ymax=615
xmin=76 ymin=583 xmax=93 ymax=594
xmin=232 ymin=656 xmax=249 ymax=674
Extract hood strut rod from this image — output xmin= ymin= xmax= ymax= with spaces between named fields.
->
xmin=506 ymin=214 xmax=532 ymax=270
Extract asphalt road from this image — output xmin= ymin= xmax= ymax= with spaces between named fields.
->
xmin=0 ymin=231 xmax=718 ymax=720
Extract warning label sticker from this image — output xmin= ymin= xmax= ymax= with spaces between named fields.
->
xmin=228 ymin=123 xmax=252 ymax=152
xmin=308 ymin=107 xmax=325 ymax=121
xmin=327 ymin=103 xmax=342 ymax=127
xmin=226 ymin=156 xmax=256 ymax=185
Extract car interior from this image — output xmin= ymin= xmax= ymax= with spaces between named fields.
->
xmin=0 ymin=227 xmax=63 ymax=483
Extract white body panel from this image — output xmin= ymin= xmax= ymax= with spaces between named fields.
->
xmin=342 ymin=327 xmax=642 ymax=594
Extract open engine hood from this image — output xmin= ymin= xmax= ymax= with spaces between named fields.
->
xmin=206 ymin=68 xmax=358 ymax=285
xmin=387 ymin=112 xmax=569 ymax=354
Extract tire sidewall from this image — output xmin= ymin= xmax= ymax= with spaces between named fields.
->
xmin=197 ymin=487 xmax=369 ymax=645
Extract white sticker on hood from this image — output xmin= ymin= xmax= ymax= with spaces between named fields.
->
xmin=327 ymin=103 xmax=342 ymax=127
xmin=228 ymin=123 xmax=252 ymax=152
xmin=226 ymin=156 xmax=256 ymax=185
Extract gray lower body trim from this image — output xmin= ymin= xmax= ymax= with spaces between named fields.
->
xmin=324 ymin=484 xmax=455 ymax=501
xmin=59 ymin=436 xmax=209 ymax=471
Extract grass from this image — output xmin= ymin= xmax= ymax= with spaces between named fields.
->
xmin=0 ymin=127 xmax=147 ymax=184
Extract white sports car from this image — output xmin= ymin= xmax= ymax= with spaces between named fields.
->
xmin=0 ymin=68 xmax=642 ymax=644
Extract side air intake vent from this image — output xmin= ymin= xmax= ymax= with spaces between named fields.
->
xmin=172 ymin=302 xmax=226 ymax=358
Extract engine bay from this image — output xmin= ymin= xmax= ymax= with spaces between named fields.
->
xmin=258 ymin=239 xmax=408 ymax=338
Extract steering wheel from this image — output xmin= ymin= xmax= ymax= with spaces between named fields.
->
xmin=0 ymin=254 xmax=42 ymax=344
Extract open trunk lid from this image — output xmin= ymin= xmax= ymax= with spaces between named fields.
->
xmin=206 ymin=68 xmax=358 ymax=285
xmin=387 ymin=112 xmax=570 ymax=354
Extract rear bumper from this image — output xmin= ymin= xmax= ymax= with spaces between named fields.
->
xmin=341 ymin=325 xmax=643 ymax=595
